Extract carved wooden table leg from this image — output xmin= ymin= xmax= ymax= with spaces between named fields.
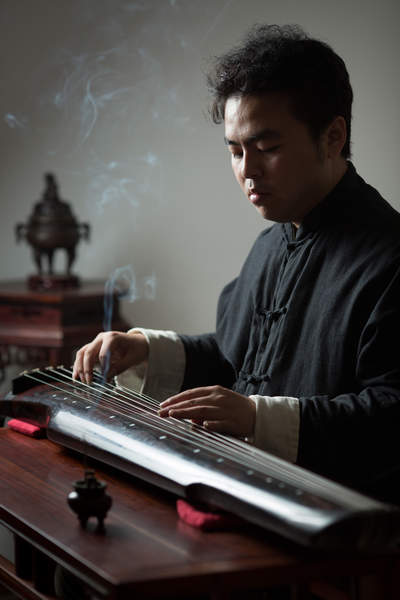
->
xmin=32 ymin=549 xmax=56 ymax=595
xmin=14 ymin=534 xmax=33 ymax=581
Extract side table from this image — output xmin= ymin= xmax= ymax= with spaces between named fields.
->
xmin=0 ymin=280 xmax=130 ymax=383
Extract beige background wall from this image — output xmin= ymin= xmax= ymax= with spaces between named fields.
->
xmin=1 ymin=0 xmax=399 ymax=336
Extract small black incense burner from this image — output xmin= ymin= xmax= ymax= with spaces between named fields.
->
xmin=68 ymin=470 xmax=112 ymax=531
xmin=16 ymin=173 xmax=90 ymax=290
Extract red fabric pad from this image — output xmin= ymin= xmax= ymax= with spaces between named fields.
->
xmin=176 ymin=498 xmax=241 ymax=531
xmin=7 ymin=419 xmax=45 ymax=438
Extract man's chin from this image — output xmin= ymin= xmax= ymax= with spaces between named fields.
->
xmin=256 ymin=206 xmax=284 ymax=223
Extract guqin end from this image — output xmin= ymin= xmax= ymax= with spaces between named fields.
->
xmin=3 ymin=366 xmax=400 ymax=553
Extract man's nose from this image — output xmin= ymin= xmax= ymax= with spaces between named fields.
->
xmin=241 ymin=151 xmax=263 ymax=179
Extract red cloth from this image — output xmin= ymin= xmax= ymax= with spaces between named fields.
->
xmin=176 ymin=498 xmax=241 ymax=531
xmin=7 ymin=419 xmax=45 ymax=438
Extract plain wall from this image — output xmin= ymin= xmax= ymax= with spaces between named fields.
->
xmin=1 ymin=0 xmax=399 ymax=336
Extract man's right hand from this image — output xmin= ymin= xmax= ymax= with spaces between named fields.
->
xmin=72 ymin=330 xmax=149 ymax=384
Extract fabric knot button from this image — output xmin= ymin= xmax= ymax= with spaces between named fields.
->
xmin=244 ymin=373 xmax=270 ymax=384
xmin=267 ymin=307 xmax=287 ymax=321
xmin=259 ymin=306 xmax=287 ymax=321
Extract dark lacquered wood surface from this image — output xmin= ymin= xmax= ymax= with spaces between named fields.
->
xmin=0 ymin=280 xmax=111 ymax=302
xmin=0 ymin=280 xmax=129 ymax=370
xmin=0 ymin=428 xmax=398 ymax=599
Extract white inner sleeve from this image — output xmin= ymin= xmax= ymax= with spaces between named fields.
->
xmin=115 ymin=328 xmax=185 ymax=402
xmin=250 ymin=395 xmax=300 ymax=463
xmin=115 ymin=330 xmax=299 ymax=463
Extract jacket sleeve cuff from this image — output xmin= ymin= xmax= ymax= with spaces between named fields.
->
xmin=250 ymin=395 xmax=300 ymax=463
xmin=115 ymin=328 xmax=186 ymax=402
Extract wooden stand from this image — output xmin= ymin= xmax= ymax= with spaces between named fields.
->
xmin=0 ymin=280 xmax=130 ymax=378
xmin=0 ymin=429 xmax=398 ymax=599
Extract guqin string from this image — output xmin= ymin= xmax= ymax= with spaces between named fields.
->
xmin=18 ymin=366 xmax=319 ymax=490
xmin=19 ymin=366 xmax=266 ymax=469
xmin=12 ymin=368 xmax=400 ymax=555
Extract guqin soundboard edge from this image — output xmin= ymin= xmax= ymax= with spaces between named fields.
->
xmin=2 ymin=366 xmax=400 ymax=554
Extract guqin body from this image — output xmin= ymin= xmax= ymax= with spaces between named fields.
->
xmin=3 ymin=366 xmax=400 ymax=552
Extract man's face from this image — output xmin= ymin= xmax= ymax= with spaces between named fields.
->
xmin=224 ymin=93 xmax=334 ymax=225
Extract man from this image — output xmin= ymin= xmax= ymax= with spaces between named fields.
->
xmin=73 ymin=24 xmax=400 ymax=504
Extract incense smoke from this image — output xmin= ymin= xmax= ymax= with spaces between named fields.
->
xmin=102 ymin=265 xmax=156 ymax=379
xmin=4 ymin=113 xmax=27 ymax=128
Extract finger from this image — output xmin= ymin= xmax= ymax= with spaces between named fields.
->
xmin=160 ymin=386 xmax=217 ymax=408
xmin=82 ymin=338 xmax=103 ymax=384
xmin=98 ymin=333 xmax=132 ymax=379
xmin=203 ymin=419 xmax=236 ymax=435
xmin=98 ymin=341 xmax=115 ymax=370
xmin=99 ymin=348 xmax=115 ymax=380
xmin=72 ymin=353 xmax=81 ymax=380
xmin=162 ymin=405 xmax=221 ymax=421
xmin=72 ymin=346 xmax=88 ymax=381
xmin=158 ymin=395 xmax=213 ymax=416
xmin=99 ymin=346 xmax=127 ymax=380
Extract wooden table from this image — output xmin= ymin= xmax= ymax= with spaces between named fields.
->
xmin=0 ymin=428 xmax=398 ymax=600
xmin=0 ymin=280 xmax=129 ymax=382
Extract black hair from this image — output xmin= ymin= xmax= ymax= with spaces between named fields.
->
xmin=207 ymin=24 xmax=353 ymax=158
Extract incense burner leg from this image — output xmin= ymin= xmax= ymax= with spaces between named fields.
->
xmin=66 ymin=246 xmax=76 ymax=275
xmin=33 ymin=247 xmax=42 ymax=274
xmin=47 ymin=248 xmax=55 ymax=275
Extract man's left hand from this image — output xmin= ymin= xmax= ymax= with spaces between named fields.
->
xmin=158 ymin=385 xmax=256 ymax=437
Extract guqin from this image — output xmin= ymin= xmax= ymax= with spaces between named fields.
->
xmin=2 ymin=366 xmax=400 ymax=553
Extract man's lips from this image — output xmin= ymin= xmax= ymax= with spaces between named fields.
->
xmin=248 ymin=189 xmax=271 ymax=203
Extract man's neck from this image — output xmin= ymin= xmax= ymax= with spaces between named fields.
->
xmin=292 ymin=158 xmax=348 ymax=229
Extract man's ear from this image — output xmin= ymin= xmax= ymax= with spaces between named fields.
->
xmin=324 ymin=116 xmax=347 ymax=158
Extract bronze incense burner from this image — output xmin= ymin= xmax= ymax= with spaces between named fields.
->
xmin=16 ymin=174 xmax=90 ymax=290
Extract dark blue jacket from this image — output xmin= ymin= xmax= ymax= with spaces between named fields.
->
xmin=180 ymin=163 xmax=400 ymax=503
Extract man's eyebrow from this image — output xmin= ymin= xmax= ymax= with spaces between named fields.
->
xmin=224 ymin=128 xmax=282 ymax=146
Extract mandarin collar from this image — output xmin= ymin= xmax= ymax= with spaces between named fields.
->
xmin=282 ymin=162 xmax=359 ymax=244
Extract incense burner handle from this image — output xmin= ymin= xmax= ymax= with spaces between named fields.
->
xmin=79 ymin=222 xmax=90 ymax=242
xmin=15 ymin=223 xmax=27 ymax=243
